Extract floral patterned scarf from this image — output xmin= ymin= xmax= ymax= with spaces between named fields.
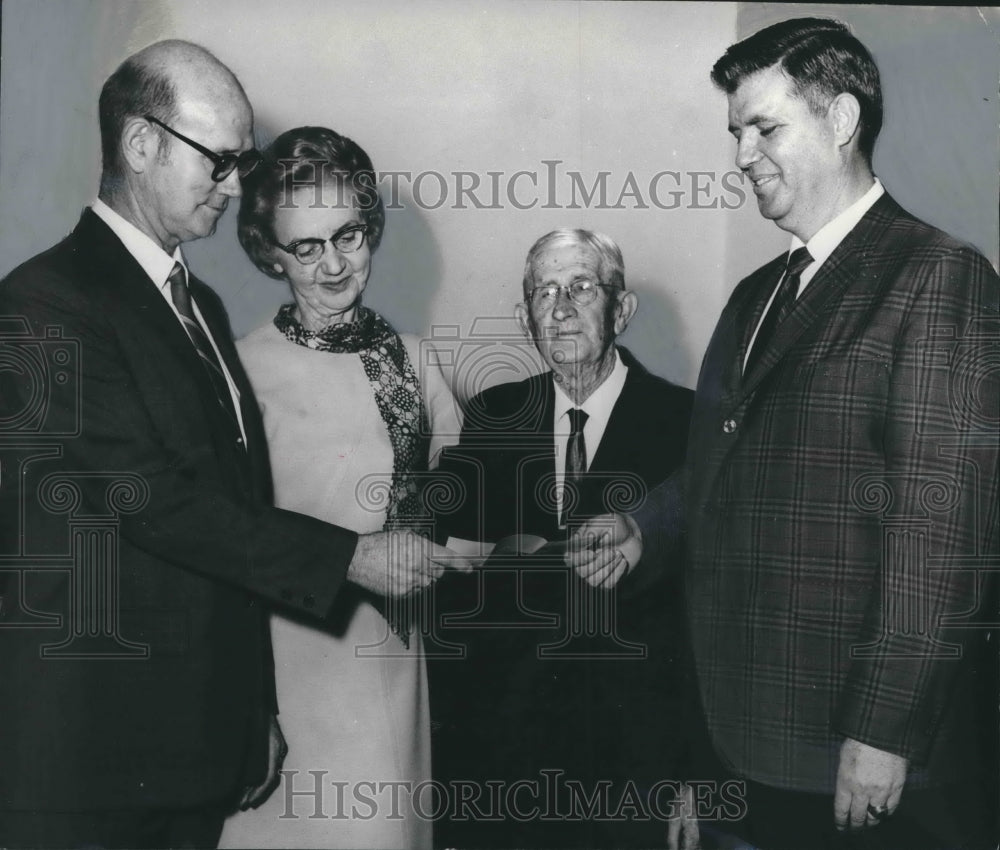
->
xmin=273 ymin=303 xmax=430 ymax=528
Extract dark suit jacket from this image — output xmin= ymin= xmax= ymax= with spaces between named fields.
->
xmin=437 ymin=347 xmax=691 ymax=542
xmin=430 ymin=348 xmax=693 ymax=846
xmin=0 ymin=210 xmax=358 ymax=811
xmin=634 ymin=193 xmax=1000 ymax=794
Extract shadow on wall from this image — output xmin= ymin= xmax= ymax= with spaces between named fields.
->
xmin=624 ymin=285 xmax=693 ymax=390
xmin=364 ymin=195 xmax=442 ymax=337
xmin=419 ymin=314 xmax=544 ymax=407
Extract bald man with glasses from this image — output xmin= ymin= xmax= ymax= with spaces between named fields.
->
xmin=0 ymin=39 xmax=464 ymax=849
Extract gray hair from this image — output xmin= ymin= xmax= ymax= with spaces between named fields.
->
xmin=522 ymin=229 xmax=625 ymax=294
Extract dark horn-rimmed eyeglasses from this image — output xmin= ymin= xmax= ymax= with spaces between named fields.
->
xmin=276 ymin=224 xmax=369 ymax=265
xmin=144 ymin=115 xmax=262 ymax=182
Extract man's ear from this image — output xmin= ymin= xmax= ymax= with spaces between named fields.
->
xmin=828 ymin=92 xmax=862 ymax=151
xmin=514 ymin=301 xmax=533 ymax=339
xmin=121 ymin=116 xmax=159 ymax=175
xmin=613 ymin=290 xmax=638 ymax=336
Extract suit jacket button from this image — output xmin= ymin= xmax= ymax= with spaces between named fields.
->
xmin=723 ymin=418 xmax=738 ymax=434
xmin=303 ymin=594 xmax=316 ymax=608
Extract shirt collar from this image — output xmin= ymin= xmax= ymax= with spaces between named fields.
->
xmin=552 ymin=348 xmax=628 ymax=422
xmin=92 ymin=198 xmax=186 ymax=291
xmin=790 ymin=178 xmax=885 ymax=268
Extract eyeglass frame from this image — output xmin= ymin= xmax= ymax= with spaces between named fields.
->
xmin=526 ymin=280 xmax=620 ymax=308
xmin=275 ymin=223 xmax=370 ymax=265
xmin=144 ymin=114 xmax=262 ymax=182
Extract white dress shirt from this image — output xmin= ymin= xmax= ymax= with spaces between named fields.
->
xmin=744 ymin=178 xmax=885 ymax=372
xmin=552 ymin=348 xmax=628 ymax=519
xmin=91 ymin=199 xmax=247 ymax=441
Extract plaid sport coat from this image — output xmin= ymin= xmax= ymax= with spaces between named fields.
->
xmin=637 ymin=192 xmax=999 ymax=793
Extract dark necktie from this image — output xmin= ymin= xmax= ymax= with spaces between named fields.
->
xmin=168 ymin=262 xmax=243 ymax=439
xmin=745 ymin=246 xmax=813 ymax=376
xmin=561 ymin=407 xmax=589 ymax=525
xmin=565 ymin=408 xmax=589 ymax=484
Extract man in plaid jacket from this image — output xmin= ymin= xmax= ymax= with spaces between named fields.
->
xmin=571 ymin=18 xmax=998 ymax=849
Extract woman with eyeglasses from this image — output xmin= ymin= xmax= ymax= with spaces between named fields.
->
xmin=218 ymin=126 xmax=459 ymax=850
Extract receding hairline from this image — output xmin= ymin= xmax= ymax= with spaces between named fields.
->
xmin=131 ymin=39 xmax=249 ymax=108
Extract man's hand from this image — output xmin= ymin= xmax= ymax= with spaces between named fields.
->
xmin=565 ymin=512 xmax=643 ymax=588
xmin=239 ymin=714 xmax=288 ymax=810
xmin=834 ymin=737 xmax=907 ymax=831
xmin=666 ymin=782 xmax=701 ymax=849
xmin=348 ymin=530 xmax=472 ymax=597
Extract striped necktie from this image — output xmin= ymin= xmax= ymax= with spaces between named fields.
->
xmin=168 ymin=262 xmax=242 ymax=439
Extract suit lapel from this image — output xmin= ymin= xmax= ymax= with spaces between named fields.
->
xmin=535 ymin=373 xmax=557 ymax=439
xmin=500 ymin=374 xmax=558 ymax=536
xmin=735 ymin=255 xmax=786 ymax=368
xmin=189 ymin=281 xmax=265 ymax=487
xmin=587 ymin=350 xmax=640 ymax=475
xmin=188 ymin=279 xmax=254 ymax=424
xmin=691 ymin=195 xmax=904 ymax=506
xmin=739 ymin=252 xmax=859 ymax=394
xmin=727 ymin=255 xmax=786 ymax=400
xmin=537 ymin=377 xmax=558 ymax=526
xmin=74 ymin=211 xmax=253 ymax=472
xmin=74 ymin=210 xmax=217 ymax=383
xmin=569 ymin=351 xmax=660 ymax=524
xmin=736 ymin=193 xmax=901 ymax=401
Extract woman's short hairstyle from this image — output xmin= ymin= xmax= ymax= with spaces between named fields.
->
xmin=238 ymin=126 xmax=385 ymax=279
xmin=710 ymin=17 xmax=882 ymax=165
xmin=522 ymin=229 xmax=625 ymax=295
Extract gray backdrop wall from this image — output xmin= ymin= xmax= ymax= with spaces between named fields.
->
xmin=1 ymin=1 xmax=997 ymax=399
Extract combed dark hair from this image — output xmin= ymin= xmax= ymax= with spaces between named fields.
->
xmin=238 ymin=126 xmax=385 ymax=279
xmin=522 ymin=229 xmax=625 ymax=294
xmin=98 ymin=55 xmax=177 ymax=176
xmin=711 ymin=17 xmax=882 ymax=163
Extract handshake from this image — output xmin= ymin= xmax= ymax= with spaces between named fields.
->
xmin=347 ymin=512 xmax=645 ymax=598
